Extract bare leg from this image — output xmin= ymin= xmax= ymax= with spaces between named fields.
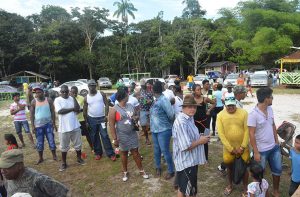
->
xmin=36 ymin=151 xmax=44 ymax=164
xmin=18 ymin=133 xmax=25 ymax=147
xmin=121 ymin=151 xmax=128 ymax=172
xmin=272 ymin=175 xmax=280 ymax=197
xmin=177 ymin=190 xmax=185 ymax=197
xmin=225 ymin=164 xmax=233 ymax=195
xmin=142 ymin=126 xmax=150 ymax=145
xmin=131 ymin=148 xmax=143 ymax=170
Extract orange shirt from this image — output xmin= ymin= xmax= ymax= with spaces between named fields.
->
xmin=237 ymin=78 xmax=245 ymax=85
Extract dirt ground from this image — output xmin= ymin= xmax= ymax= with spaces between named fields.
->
xmin=0 ymin=93 xmax=299 ymax=196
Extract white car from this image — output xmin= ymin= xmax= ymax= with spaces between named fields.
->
xmin=194 ymin=74 xmax=207 ymax=86
xmin=251 ymin=74 xmax=271 ymax=87
xmin=164 ymin=75 xmax=177 ymax=83
xmin=224 ymin=74 xmax=239 ymax=86
xmin=51 ymin=81 xmax=89 ymax=97
xmin=121 ymin=78 xmax=131 ymax=87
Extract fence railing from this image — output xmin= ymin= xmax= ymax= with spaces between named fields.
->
xmin=281 ymin=72 xmax=300 ymax=86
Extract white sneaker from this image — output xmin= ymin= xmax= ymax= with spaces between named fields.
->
xmin=122 ymin=172 xmax=128 ymax=182
xmin=140 ymin=170 xmax=149 ymax=179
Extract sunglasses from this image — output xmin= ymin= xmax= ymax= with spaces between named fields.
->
xmin=61 ymin=90 xmax=69 ymax=93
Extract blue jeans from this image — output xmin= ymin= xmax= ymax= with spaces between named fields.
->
xmin=14 ymin=121 xmax=30 ymax=134
xmin=152 ymin=129 xmax=174 ymax=173
xmin=260 ymin=144 xmax=282 ymax=176
xmin=87 ymin=116 xmax=114 ymax=157
xmin=35 ymin=123 xmax=56 ymax=151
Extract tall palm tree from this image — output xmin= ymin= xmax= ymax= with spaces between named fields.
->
xmin=113 ymin=0 xmax=137 ymax=73
xmin=113 ymin=0 xmax=137 ymax=24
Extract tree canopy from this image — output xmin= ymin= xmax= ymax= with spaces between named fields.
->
xmin=1 ymin=0 xmax=300 ymax=81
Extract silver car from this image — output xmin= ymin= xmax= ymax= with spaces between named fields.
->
xmin=251 ymin=74 xmax=271 ymax=87
xmin=98 ymin=77 xmax=112 ymax=89
xmin=224 ymin=74 xmax=239 ymax=86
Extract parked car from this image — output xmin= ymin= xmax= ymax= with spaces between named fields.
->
xmin=167 ymin=79 xmax=175 ymax=89
xmin=194 ymin=74 xmax=207 ymax=85
xmin=98 ymin=77 xmax=112 ymax=89
xmin=51 ymin=81 xmax=89 ymax=97
xmin=0 ymin=85 xmax=19 ymax=93
xmin=251 ymin=74 xmax=272 ymax=87
xmin=164 ymin=75 xmax=177 ymax=83
xmin=121 ymin=78 xmax=132 ymax=87
xmin=224 ymin=73 xmax=239 ymax=86
xmin=0 ymin=81 xmax=10 ymax=85
xmin=77 ymin=79 xmax=89 ymax=84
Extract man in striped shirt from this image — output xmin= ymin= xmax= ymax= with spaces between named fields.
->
xmin=172 ymin=94 xmax=210 ymax=197
xmin=10 ymin=93 xmax=35 ymax=147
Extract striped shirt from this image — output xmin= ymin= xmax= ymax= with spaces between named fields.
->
xmin=172 ymin=112 xmax=206 ymax=171
xmin=10 ymin=100 xmax=27 ymax=121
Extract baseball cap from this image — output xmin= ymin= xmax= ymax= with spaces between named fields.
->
xmin=226 ymin=82 xmax=234 ymax=88
xmin=87 ymin=79 xmax=97 ymax=86
xmin=33 ymin=85 xmax=44 ymax=92
xmin=224 ymin=96 xmax=236 ymax=106
xmin=0 ymin=149 xmax=24 ymax=169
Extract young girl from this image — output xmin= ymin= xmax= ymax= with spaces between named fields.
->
xmin=248 ymin=162 xmax=270 ymax=197
xmin=4 ymin=134 xmax=19 ymax=150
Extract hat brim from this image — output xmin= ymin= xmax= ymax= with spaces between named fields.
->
xmin=181 ymin=103 xmax=199 ymax=107
xmin=0 ymin=160 xmax=16 ymax=169
xmin=225 ymin=101 xmax=236 ymax=106
xmin=33 ymin=88 xmax=43 ymax=91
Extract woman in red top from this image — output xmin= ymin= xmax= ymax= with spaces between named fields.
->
xmin=4 ymin=134 xmax=19 ymax=150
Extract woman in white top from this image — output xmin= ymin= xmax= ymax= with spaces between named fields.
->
xmin=173 ymin=85 xmax=183 ymax=117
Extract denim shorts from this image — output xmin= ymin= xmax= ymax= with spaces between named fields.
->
xmin=139 ymin=111 xmax=150 ymax=126
xmin=14 ymin=121 xmax=30 ymax=134
xmin=260 ymin=144 xmax=282 ymax=176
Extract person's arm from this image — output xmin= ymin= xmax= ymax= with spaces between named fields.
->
xmin=216 ymin=114 xmax=234 ymax=153
xmin=174 ymin=121 xmax=210 ymax=151
xmin=101 ymin=91 xmax=109 ymax=117
xmin=108 ymin=107 xmax=118 ymax=146
xmin=36 ymin=175 xmax=69 ymax=197
xmin=48 ymin=98 xmax=57 ymax=132
xmin=72 ymin=97 xmax=80 ymax=113
xmin=10 ymin=105 xmax=21 ymax=115
xmin=83 ymin=96 xmax=88 ymax=122
xmin=30 ymin=100 xmax=36 ymax=133
xmin=241 ymin=112 xmax=249 ymax=149
xmin=205 ymin=97 xmax=216 ymax=115
xmin=273 ymin=120 xmax=279 ymax=144
xmin=249 ymin=126 xmax=260 ymax=161
xmin=54 ymin=98 xmax=74 ymax=115
xmin=265 ymin=188 xmax=270 ymax=197
xmin=161 ymin=98 xmax=175 ymax=122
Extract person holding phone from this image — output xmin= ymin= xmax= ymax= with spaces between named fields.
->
xmin=172 ymin=94 xmax=210 ymax=197
xmin=217 ymin=95 xmax=250 ymax=196
xmin=192 ymin=84 xmax=215 ymax=162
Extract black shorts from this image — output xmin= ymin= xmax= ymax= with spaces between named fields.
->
xmin=177 ymin=165 xmax=198 ymax=196
xmin=80 ymin=121 xmax=89 ymax=136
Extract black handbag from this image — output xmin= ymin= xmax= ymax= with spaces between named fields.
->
xmin=232 ymin=157 xmax=247 ymax=184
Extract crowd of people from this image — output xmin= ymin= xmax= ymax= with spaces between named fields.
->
xmin=0 ymin=76 xmax=299 ymax=197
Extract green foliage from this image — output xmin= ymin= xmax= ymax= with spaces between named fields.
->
xmin=182 ymin=0 xmax=206 ymax=18
xmin=113 ymin=0 xmax=137 ymax=24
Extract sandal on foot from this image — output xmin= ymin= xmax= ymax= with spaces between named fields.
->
xmin=122 ymin=172 xmax=128 ymax=182
xmin=224 ymin=186 xmax=233 ymax=196
xmin=241 ymin=192 xmax=247 ymax=197
xmin=139 ymin=170 xmax=149 ymax=179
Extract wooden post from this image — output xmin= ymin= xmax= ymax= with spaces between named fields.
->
xmin=280 ymin=59 xmax=283 ymax=74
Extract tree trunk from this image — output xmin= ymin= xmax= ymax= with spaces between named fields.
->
xmin=194 ymin=59 xmax=198 ymax=75
xmin=119 ymin=38 xmax=123 ymax=70
xmin=125 ymin=40 xmax=130 ymax=73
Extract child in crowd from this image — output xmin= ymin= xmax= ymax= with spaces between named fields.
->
xmin=4 ymin=134 xmax=19 ymax=150
xmin=286 ymin=134 xmax=300 ymax=196
xmin=247 ymin=162 xmax=270 ymax=197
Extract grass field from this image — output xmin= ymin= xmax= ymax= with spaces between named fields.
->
xmin=0 ymin=111 xmax=293 ymax=197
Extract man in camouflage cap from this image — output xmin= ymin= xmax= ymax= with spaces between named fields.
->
xmin=0 ymin=150 xmax=69 ymax=197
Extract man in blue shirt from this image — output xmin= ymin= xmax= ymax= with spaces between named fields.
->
xmin=150 ymin=81 xmax=175 ymax=180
